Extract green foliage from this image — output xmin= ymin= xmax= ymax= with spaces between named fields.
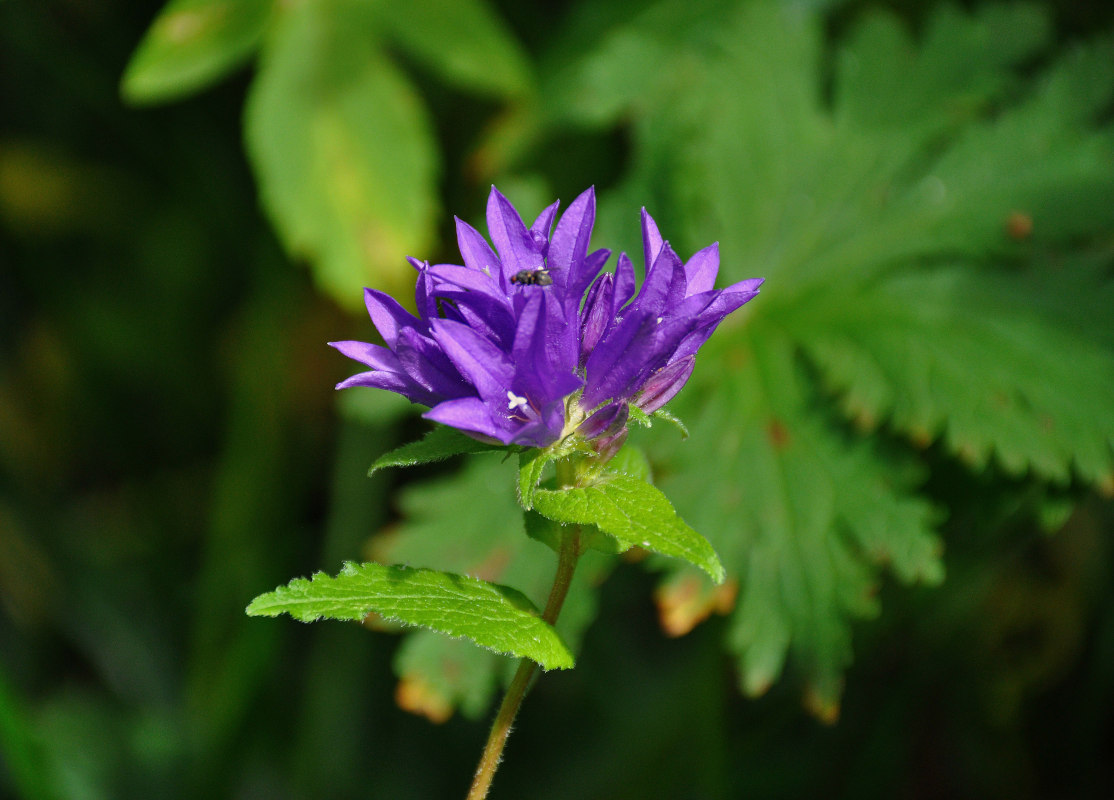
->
xmin=367 ymin=426 xmax=502 ymax=475
xmin=121 ymin=0 xmax=272 ymax=104
xmin=10 ymin=1 xmax=1114 ymax=797
xmin=244 ymin=0 xmax=439 ymax=309
xmin=470 ymin=0 xmax=1114 ymax=713
xmin=247 ymin=561 xmax=574 ymax=670
xmin=532 ymin=472 xmax=726 ymax=582
xmin=119 ymin=0 xmax=531 ymax=310
xmin=374 ymin=0 xmax=533 ymax=98
xmin=371 ymin=456 xmax=610 ymax=717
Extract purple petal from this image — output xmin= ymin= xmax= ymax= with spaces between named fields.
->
xmin=436 ymin=289 xmax=516 ymax=348
xmin=487 ymin=187 xmax=542 ymax=278
xmin=549 ymin=187 xmax=595 ymax=274
xmin=724 ymin=277 xmax=766 ymax=295
xmin=542 ymin=288 xmax=579 ymax=378
xmin=630 ymin=243 xmax=684 ymax=319
xmin=683 ymin=242 xmax=719 ymax=295
xmin=579 ymin=273 xmax=614 ymax=366
xmin=511 ymin=291 xmax=582 ymax=403
xmin=567 ymin=246 xmax=611 ymax=306
xmin=593 ymin=426 xmax=628 ymax=461
xmin=579 ymin=401 xmax=628 ymax=439
xmin=411 ymin=263 xmax=439 ymax=320
xmin=431 ymin=318 xmax=514 ymax=400
xmin=530 ymin=200 xmax=560 ymax=248
xmin=635 ymin=355 xmax=695 ymax=413
xmin=670 ymin=279 xmax=764 ymax=361
xmin=423 ymin=397 xmax=510 ymax=444
xmin=363 ymin=288 xmax=423 ymax=348
xmin=328 ymin=340 xmax=398 ymax=371
xmin=455 ymin=217 xmax=502 ymax=278
xmin=394 ymin=327 xmax=470 ymax=398
xmin=581 ymin=311 xmax=657 ymax=408
xmin=511 ymin=401 xmax=566 ymax=448
xmin=641 ymin=209 xmax=664 ymax=273
xmin=336 ymin=369 xmax=438 ymax=406
xmin=613 ymin=252 xmax=637 ymax=312
xmin=584 ymin=312 xmax=695 ymax=407
xmin=427 ymin=262 xmax=503 ymax=296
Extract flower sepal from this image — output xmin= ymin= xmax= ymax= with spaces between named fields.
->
xmin=628 ymin=404 xmax=690 ymax=440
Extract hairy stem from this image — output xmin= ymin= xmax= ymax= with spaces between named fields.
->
xmin=466 ymin=525 xmax=580 ymax=800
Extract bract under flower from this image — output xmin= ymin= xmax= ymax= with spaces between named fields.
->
xmin=330 ymin=187 xmax=763 ymax=450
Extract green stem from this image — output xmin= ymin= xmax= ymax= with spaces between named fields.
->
xmin=466 ymin=524 xmax=580 ymax=800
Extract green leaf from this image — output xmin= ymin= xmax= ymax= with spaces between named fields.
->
xmin=532 ymin=473 xmax=725 ymax=583
xmin=789 ymin=268 xmax=1114 ymax=488
xmin=244 ymin=0 xmax=438 ymax=310
xmin=833 ymin=4 xmax=1048 ymax=135
xmin=375 ymin=457 xmax=611 ymax=716
xmin=517 ymin=447 xmax=554 ymax=510
xmin=368 ymin=426 xmax=503 ymax=475
xmin=652 ymin=409 xmax=689 ymax=439
xmin=247 ymin=561 xmax=574 ymax=670
xmin=661 ymin=327 xmax=943 ymax=713
xmin=375 ymin=0 xmax=532 ymax=98
xmin=607 ymin=444 xmax=652 ymax=482
xmin=529 ymin=0 xmax=1114 ymax=713
xmin=122 ymin=0 xmax=272 ymax=104
xmin=392 ymin=630 xmax=503 ymax=721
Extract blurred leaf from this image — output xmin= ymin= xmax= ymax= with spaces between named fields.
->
xmin=532 ymin=472 xmax=726 ymax=583
xmin=0 ymin=666 xmax=55 ymax=800
xmin=788 ymin=268 xmax=1114 ymax=488
xmin=833 ymin=4 xmax=1048 ymax=135
xmin=121 ymin=0 xmax=272 ymax=104
xmin=392 ymin=630 xmax=503 ymax=722
xmin=662 ymin=327 xmax=942 ymax=714
xmin=521 ymin=0 xmax=1114 ymax=711
xmin=368 ymin=426 xmax=503 ymax=475
xmin=247 ymin=561 xmax=574 ymax=670
xmin=607 ymin=444 xmax=652 ymax=481
xmin=245 ymin=0 xmax=438 ymax=309
xmin=375 ymin=0 xmax=532 ymax=98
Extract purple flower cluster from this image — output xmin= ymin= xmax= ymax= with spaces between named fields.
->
xmin=330 ymin=188 xmax=762 ymax=451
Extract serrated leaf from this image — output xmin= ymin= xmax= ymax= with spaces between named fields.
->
xmin=529 ymin=0 xmax=1114 ymax=712
xmin=532 ymin=473 xmax=725 ymax=583
xmin=375 ymin=0 xmax=532 ymax=98
xmin=373 ymin=457 xmax=611 ymax=717
xmin=244 ymin=0 xmax=438 ymax=309
xmin=122 ymin=0 xmax=272 ymax=104
xmin=788 ymin=268 xmax=1114 ymax=488
xmin=834 ymin=4 xmax=1048 ymax=135
xmin=659 ymin=326 xmax=942 ymax=709
xmin=368 ymin=426 xmax=503 ymax=475
xmin=247 ymin=561 xmax=574 ymax=670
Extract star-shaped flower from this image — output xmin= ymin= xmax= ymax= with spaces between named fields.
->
xmin=331 ymin=187 xmax=762 ymax=452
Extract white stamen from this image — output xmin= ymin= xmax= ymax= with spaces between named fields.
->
xmin=481 ymin=266 xmax=492 ymax=277
xmin=507 ymin=391 xmax=528 ymax=411
xmin=656 ymin=316 xmax=663 ymax=324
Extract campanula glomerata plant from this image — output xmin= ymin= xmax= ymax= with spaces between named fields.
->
xmin=248 ymin=187 xmax=762 ymax=798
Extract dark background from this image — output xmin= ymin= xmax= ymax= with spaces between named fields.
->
xmin=3 ymin=1 xmax=1114 ymax=798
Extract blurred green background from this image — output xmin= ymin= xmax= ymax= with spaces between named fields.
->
xmin=3 ymin=0 xmax=1114 ymax=797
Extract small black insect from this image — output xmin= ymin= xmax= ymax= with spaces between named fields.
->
xmin=510 ymin=268 xmax=553 ymax=286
